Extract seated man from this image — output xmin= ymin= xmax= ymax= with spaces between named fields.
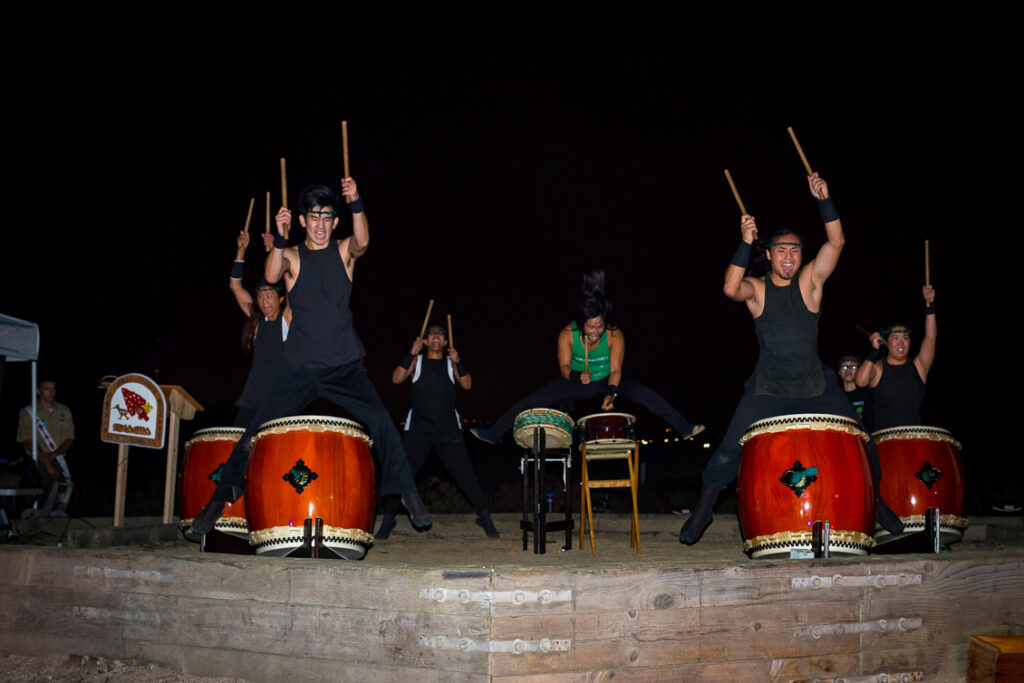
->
xmin=16 ymin=378 xmax=74 ymax=514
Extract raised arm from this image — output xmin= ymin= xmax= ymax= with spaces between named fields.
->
xmin=449 ymin=347 xmax=471 ymax=390
xmin=265 ymin=206 xmax=292 ymax=285
xmin=342 ymin=177 xmax=368 ymax=263
xmin=229 ymin=231 xmax=254 ymax=316
xmin=855 ymin=332 xmax=884 ymax=388
xmin=806 ymin=173 xmax=845 ymax=284
xmin=392 ymin=338 xmax=424 ymax=384
xmin=723 ymin=214 xmax=764 ymax=314
xmin=915 ymin=285 xmax=937 ymax=381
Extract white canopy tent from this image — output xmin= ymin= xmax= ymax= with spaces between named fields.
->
xmin=0 ymin=313 xmax=41 ymax=464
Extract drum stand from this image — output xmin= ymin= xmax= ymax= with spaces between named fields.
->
xmin=519 ymin=428 xmax=574 ymax=554
xmin=302 ymin=517 xmax=326 ymax=559
xmin=871 ymin=507 xmax=943 ymax=555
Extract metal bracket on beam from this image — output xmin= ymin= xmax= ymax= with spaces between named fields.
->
xmin=794 ymin=617 xmax=923 ymax=639
xmin=419 ymin=587 xmax=571 ymax=605
xmin=418 ymin=635 xmax=571 ymax=654
xmin=791 ymin=573 xmax=922 ymax=589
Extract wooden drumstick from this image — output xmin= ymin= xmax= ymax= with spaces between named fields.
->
xmin=924 ymin=239 xmax=933 ymax=305
xmin=856 ymin=324 xmax=872 ymax=338
xmin=419 ymin=299 xmax=434 ymax=337
xmin=787 ymin=126 xmax=824 ymax=200
xmin=243 ymin=197 xmax=254 ymax=234
xmin=341 ymin=121 xmax=351 ymax=204
xmin=724 ymin=169 xmax=748 ymax=216
xmin=583 ymin=329 xmax=589 ymax=373
xmin=280 ymin=158 xmax=289 ymax=239
xmin=447 ymin=314 xmax=454 ymax=348
xmin=265 ymin=191 xmax=271 ymax=252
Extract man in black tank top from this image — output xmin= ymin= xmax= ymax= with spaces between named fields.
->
xmin=854 ymin=286 xmax=936 ymax=430
xmin=376 ymin=322 xmax=498 ymax=539
xmin=192 ymin=180 xmax=430 ymax=536
xmin=838 ymin=354 xmax=873 ymax=431
xmin=680 ymin=173 xmax=903 ymax=545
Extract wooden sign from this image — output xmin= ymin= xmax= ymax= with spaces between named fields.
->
xmin=101 ymin=373 xmax=167 ymax=449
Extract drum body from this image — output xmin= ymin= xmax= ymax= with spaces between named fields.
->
xmin=513 ymin=408 xmax=575 ymax=450
xmin=737 ymin=414 xmax=876 ymax=558
xmin=179 ymin=427 xmax=249 ymax=539
xmin=577 ymin=412 xmax=636 ymax=447
xmin=873 ymin=425 xmax=966 ymax=544
xmin=246 ymin=416 xmax=376 ymax=559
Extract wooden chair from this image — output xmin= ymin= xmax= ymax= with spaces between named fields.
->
xmin=578 ymin=413 xmax=641 ymax=555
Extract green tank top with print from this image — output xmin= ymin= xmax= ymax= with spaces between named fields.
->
xmin=570 ymin=322 xmax=610 ymax=381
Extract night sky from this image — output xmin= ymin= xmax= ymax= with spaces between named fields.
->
xmin=4 ymin=33 xmax=1002 ymax=515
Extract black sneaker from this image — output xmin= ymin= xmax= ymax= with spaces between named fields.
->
xmin=191 ymin=500 xmax=225 ymax=535
xmin=374 ymin=513 xmax=397 ymax=540
xmin=475 ymin=509 xmax=500 ymax=538
xmin=469 ymin=427 xmax=499 ymax=445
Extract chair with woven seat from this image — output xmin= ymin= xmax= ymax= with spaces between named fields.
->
xmin=578 ymin=413 xmax=641 ymax=555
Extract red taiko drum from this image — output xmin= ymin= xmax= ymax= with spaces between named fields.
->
xmin=179 ymin=427 xmax=249 ymax=539
xmin=246 ymin=416 xmax=376 ymax=559
xmin=737 ymin=414 xmax=876 ymax=558
xmin=577 ymin=412 xmax=636 ymax=446
xmin=872 ymin=425 xmax=966 ymax=544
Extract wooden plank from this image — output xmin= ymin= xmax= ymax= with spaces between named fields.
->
xmin=493 ymin=659 xmax=775 ymax=682
xmin=968 ymin=635 xmax=1024 ymax=682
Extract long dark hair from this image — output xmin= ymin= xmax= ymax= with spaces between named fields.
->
xmin=574 ymin=269 xmax=618 ymax=331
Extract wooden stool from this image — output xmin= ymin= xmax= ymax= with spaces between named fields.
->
xmin=578 ymin=413 xmax=641 ymax=556
xmin=968 ymin=635 xmax=1024 ymax=682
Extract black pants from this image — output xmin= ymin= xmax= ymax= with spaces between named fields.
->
xmin=213 ymin=359 xmax=416 ymax=501
xmin=490 ymin=374 xmax=696 ymax=437
xmin=384 ymin=430 xmax=488 ymax=514
xmin=703 ymin=367 xmax=882 ymax=490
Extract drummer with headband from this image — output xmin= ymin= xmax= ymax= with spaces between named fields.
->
xmin=679 ymin=172 xmax=904 ymax=545
xmin=838 ymin=354 xmax=872 ymax=430
xmin=377 ymin=321 xmax=499 ymax=539
xmin=192 ymin=179 xmax=431 ymax=535
xmin=228 ymin=230 xmax=291 ymax=428
xmin=470 ymin=270 xmax=704 ymax=445
xmin=854 ymin=286 xmax=936 ymax=430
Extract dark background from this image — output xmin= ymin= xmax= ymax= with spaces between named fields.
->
xmin=3 ymin=32 xmax=1001 ymax=517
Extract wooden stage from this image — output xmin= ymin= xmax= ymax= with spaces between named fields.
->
xmin=1 ymin=513 xmax=1022 ymax=682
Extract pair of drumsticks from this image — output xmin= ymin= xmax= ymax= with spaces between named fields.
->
xmin=237 ymin=122 xmax=354 ymax=250
xmin=418 ymin=299 xmax=455 ymax=347
xmin=725 ymin=126 xmax=934 ymax=326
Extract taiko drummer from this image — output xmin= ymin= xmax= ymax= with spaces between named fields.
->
xmin=854 ymin=285 xmax=936 ymax=430
xmin=192 ymin=180 xmax=430 ymax=534
xmin=228 ymin=229 xmax=291 ymax=429
xmin=680 ymin=172 xmax=904 ymax=545
xmin=470 ymin=270 xmax=703 ymax=445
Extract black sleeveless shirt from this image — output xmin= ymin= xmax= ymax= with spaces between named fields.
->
xmin=753 ymin=276 xmax=825 ymax=397
xmin=236 ymin=316 xmax=286 ymax=408
xmin=408 ymin=356 xmax=460 ymax=435
xmin=284 ymin=242 xmax=366 ymax=368
xmin=871 ymin=361 xmax=925 ymax=430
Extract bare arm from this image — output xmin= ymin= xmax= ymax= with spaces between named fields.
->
xmin=601 ymin=329 xmax=625 ymax=410
xmin=723 ymin=214 xmax=765 ymax=315
xmin=449 ymin=348 xmax=471 ymax=390
xmin=855 ymin=332 xmax=884 ymax=388
xmin=806 ymin=173 xmax=845 ymax=285
xmin=341 ymin=177 xmax=369 ymax=263
xmin=915 ymin=286 xmax=937 ymax=381
xmin=265 ymin=207 xmax=292 ymax=285
xmin=558 ymin=327 xmax=577 ymax=380
xmin=229 ymin=232 xmax=254 ymax=316
xmin=392 ymin=338 xmax=424 ymax=384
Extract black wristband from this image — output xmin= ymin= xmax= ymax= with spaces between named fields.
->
xmin=606 ymin=384 xmax=619 ymax=396
xmin=866 ymin=346 xmax=880 ymax=363
xmin=925 ymin=300 xmax=936 ymax=314
xmin=455 ymin=361 xmax=467 ymax=376
xmin=817 ymin=196 xmax=839 ymax=223
xmin=569 ymin=370 xmax=581 ymax=382
xmin=273 ymin=232 xmax=288 ymax=249
xmin=230 ymin=260 xmax=244 ymax=280
xmin=350 ymin=197 xmax=365 ymax=214
xmin=399 ymin=353 xmax=414 ymax=370
xmin=731 ymin=241 xmax=752 ymax=268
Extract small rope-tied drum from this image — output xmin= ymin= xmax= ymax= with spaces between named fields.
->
xmin=513 ymin=408 xmax=575 ymax=450
xmin=179 ymin=427 xmax=249 ymax=540
xmin=737 ymin=414 xmax=876 ymax=559
xmin=577 ymin=413 xmax=636 ymax=456
xmin=246 ymin=415 xmax=376 ymax=559
xmin=872 ymin=425 xmax=967 ymax=545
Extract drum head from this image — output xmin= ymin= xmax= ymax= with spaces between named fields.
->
xmin=513 ymin=409 xmax=575 ymax=449
xmin=741 ymin=413 xmax=868 ymax=446
xmin=256 ymin=415 xmax=371 ymax=445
